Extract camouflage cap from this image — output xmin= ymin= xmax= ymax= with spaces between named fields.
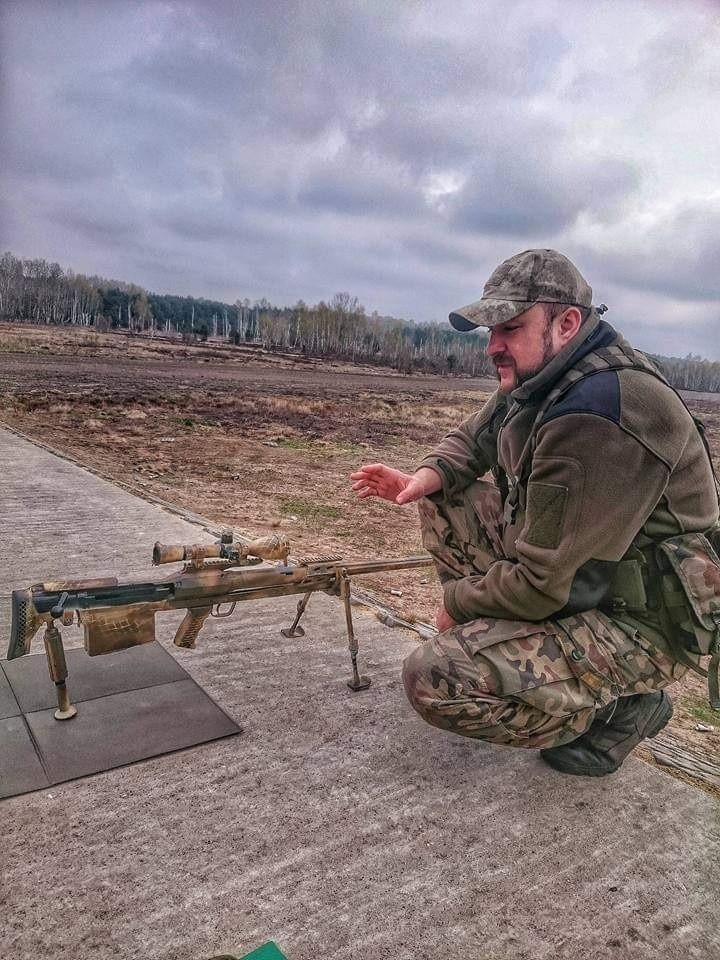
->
xmin=449 ymin=249 xmax=593 ymax=331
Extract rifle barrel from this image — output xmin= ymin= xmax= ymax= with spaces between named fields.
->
xmin=317 ymin=555 xmax=432 ymax=576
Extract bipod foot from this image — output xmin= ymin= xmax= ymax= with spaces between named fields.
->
xmin=347 ymin=648 xmax=371 ymax=692
xmin=54 ymin=699 xmax=78 ymax=722
xmin=282 ymin=592 xmax=311 ymax=639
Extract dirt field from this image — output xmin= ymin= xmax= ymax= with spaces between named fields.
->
xmin=1 ymin=322 xmax=719 ymax=793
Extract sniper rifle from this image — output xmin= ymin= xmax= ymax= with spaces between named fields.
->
xmin=7 ymin=532 xmax=432 ymax=720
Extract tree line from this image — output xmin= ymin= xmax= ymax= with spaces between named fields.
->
xmin=0 ymin=251 xmax=718 ymax=390
xmin=0 ymin=252 xmax=492 ymax=375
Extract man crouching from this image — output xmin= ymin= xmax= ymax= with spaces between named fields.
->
xmin=351 ymin=249 xmax=720 ymax=777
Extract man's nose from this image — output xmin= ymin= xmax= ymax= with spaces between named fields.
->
xmin=487 ymin=330 xmax=504 ymax=356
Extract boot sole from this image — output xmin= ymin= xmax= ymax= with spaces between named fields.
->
xmin=540 ymin=695 xmax=673 ymax=778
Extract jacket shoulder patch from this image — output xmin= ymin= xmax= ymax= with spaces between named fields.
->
xmin=543 ymin=370 xmax=621 ymax=425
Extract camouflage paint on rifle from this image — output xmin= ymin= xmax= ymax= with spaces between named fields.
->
xmin=9 ymin=531 xmax=432 ymax=719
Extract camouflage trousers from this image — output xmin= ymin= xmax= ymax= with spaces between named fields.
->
xmin=402 ymin=480 xmax=686 ymax=750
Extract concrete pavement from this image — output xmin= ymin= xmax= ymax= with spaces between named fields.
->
xmin=1 ymin=426 xmax=719 ymax=960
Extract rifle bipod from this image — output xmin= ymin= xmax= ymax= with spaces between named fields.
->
xmin=280 ymin=591 xmax=311 ymax=638
xmin=43 ymin=624 xmax=77 ymax=721
xmin=279 ymin=571 xmax=371 ymax=692
xmin=340 ymin=569 xmax=370 ymax=691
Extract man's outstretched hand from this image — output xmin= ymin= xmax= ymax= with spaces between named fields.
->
xmin=350 ymin=464 xmax=442 ymax=505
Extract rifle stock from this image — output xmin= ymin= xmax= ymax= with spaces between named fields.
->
xmin=9 ymin=588 xmax=48 ymax=659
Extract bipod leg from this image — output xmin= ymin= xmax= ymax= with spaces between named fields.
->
xmin=281 ymin=591 xmax=312 ymax=638
xmin=43 ymin=624 xmax=77 ymax=720
xmin=339 ymin=570 xmax=370 ymax=692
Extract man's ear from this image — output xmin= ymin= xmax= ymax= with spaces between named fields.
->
xmin=557 ymin=306 xmax=583 ymax=345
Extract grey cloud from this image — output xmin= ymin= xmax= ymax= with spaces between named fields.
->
xmin=579 ymin=201 xmax=720 ymax=303
xmin=1 ymin=128 xmax=113 ymax=185
xmin=295 ymin=159 xmax=421 ymax=217
xmin=449 ymin=131 xmax=640 ymax=237
xmin=159 ymin=210 xmax=243 ymax=245
xmin=49 ymin=206 xmax=143 ymax=247
xmin=399 ymin=233 xmax=481 ymax=271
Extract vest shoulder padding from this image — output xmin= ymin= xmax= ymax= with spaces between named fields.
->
xmin=542 ymin=369 xmax=621 ymax=425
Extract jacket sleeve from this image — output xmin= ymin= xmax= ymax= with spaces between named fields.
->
xmin=417 ymin=391 xmax=505 ymax=495
xmin=442 ymin=410 xmax=682 ymax=623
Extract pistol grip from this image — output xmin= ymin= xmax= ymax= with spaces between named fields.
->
xmin=173 ymin=606 xmax=212 ymax=649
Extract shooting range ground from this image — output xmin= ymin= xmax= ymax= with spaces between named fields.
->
xmin=1 ymin=424 xmax=720 ymax=959
xmin=2 ymin=325 xmax=720 ymax=787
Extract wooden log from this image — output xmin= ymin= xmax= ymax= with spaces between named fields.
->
xmin=650 ymin=731 xmax=720 ymax=788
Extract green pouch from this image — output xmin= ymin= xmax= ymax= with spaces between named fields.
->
xmin=658 ymin=532 xmax=720 ymax=656
xmin=610 ymin=558 xmax=648 ymax=611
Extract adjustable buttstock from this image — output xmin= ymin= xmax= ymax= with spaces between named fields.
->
xmin=8 ymin=589 xmax=48 ymax=659
xmin=173 ymin=606 xmax=212 ymax=649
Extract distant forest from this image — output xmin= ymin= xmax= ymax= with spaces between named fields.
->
xmin=1 ymin=251 xmax=718 ymax=391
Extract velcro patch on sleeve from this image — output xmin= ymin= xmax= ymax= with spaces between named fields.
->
xmin=525 ymin=481 xmax=568 ymax=550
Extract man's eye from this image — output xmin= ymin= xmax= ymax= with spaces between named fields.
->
xmin=504 ymin=325 xmax=520 ymax=332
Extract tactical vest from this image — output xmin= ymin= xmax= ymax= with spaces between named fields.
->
xmin=499 ymin=333 xmax=720 ymax=706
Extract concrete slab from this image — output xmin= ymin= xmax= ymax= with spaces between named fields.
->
xmin=1 ymin=426 xmax=719 ymax=960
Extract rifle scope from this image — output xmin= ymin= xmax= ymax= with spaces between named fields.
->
xmin=153 ymin=534 xmax=290 ymax=566
xmin=153 ymin=542 xmax=224 ymax=565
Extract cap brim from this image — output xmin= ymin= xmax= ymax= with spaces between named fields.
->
xmin=449 ymin=298 xmax=536 ymax=331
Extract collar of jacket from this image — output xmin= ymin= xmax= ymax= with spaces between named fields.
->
xmin=509 ymin=312 xmax=616 ymax=405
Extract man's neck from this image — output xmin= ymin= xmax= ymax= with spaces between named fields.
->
xmin=510 ymin=311 xmax=606 ymax=403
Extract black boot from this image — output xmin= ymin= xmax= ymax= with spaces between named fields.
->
xmin=540 ymin=691 xmax=673 ymax=777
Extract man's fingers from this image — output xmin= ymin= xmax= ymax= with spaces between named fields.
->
xmin=350 ymin=463 xmax=410 ymax=503
xmin=351 ymin=463 xmax=387 ymax=477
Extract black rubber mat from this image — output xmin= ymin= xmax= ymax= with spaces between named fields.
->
xmin=0 ymin=716 xmax=50 ymax=797
xmin=25 ymin=679 xmax=240 ymax=784
xmin=0 ymin=643 xmax=241 ymax=799
xmin=3 ymin=643 xmax=188 ymax=713
xmin=0 ymin=668 xmax=21 ymax=719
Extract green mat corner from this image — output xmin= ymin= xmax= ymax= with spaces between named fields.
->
xmin=239 ymin=943 xmax=288 ymax=960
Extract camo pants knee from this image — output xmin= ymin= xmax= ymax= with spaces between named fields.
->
xmin=404 ymin=481 xmax=686 ymax=750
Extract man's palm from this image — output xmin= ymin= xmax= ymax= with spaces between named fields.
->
xmin=350 ymin=463 xmax=440 ymax=504
xmin=350 ymin=464 xmax=412 ymax=502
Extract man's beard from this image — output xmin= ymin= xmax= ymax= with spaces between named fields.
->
xmin=494 ymin=320 xmax=555 ymax=387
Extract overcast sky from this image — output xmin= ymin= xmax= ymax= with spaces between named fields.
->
xmin=1 ymin=0 xmax=719 ymax=358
